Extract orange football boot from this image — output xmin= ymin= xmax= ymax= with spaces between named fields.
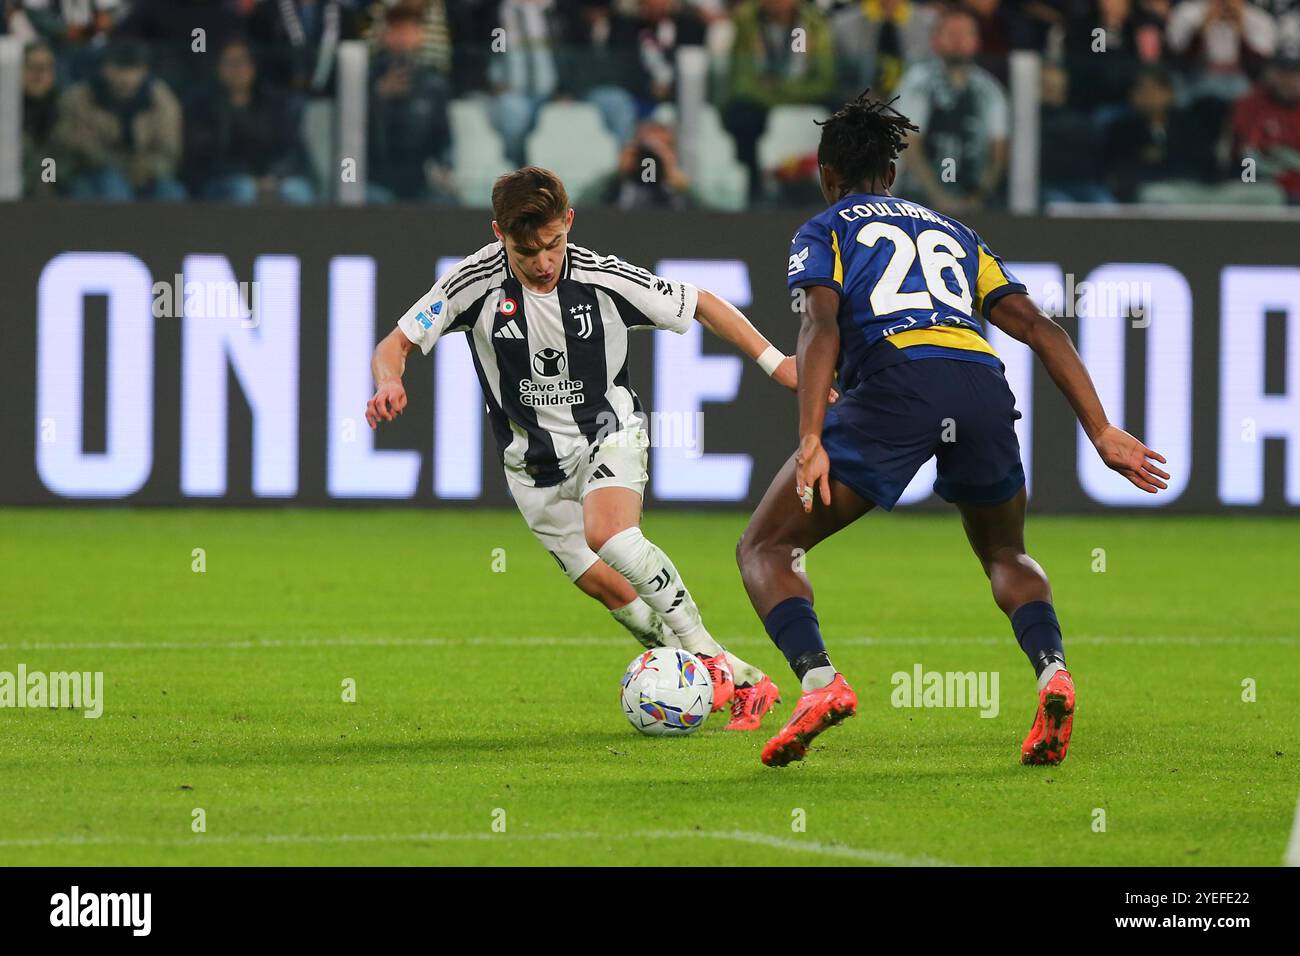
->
xmin=696 ymin=652 xmax=734 ymax=712
xmin=1021 ymin=669 xmax=1075 ymax=765
xmin=724 ymin=676 xmax=781 ymax=731
xmin=761 ymin=674 xmax=857 ymax=767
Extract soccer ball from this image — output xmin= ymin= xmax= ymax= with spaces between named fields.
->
xmin=620 ymin=647 xmax=714 ymax=736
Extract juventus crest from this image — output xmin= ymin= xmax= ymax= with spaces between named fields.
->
xmin=568 ymin=303 xmax=594 ymax=339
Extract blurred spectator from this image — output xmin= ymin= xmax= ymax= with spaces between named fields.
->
xmin=16 ymin=0 xmax=118 ymax=47
xmin=895 ymin=6 xmax=1009 ymax=212
xmin=1103 ymin=65 xmax=1218 ymax=201
xmin=607 ymin=118 xmax=691 ymax=207
xmin=829 ymin=0 xmax=938 ymax=102
xmin=248 ymin=0 xmax=364 ymax=95
xmin=14 ymin=0 xmax=116 ymax=43
xmin=1232 ymin=47 xmax=1300 ymax=202
xmin=11 ymin=0 xmax=119 ymax=80
xmin=1011 ymin=0 xmax=1071 ymax=52
xmin=488 ymin=0 xmax=563 ymax=165
xmin=724 ymin=0 xmax=835 ymax=200
xmin=446 ymin=0 xmax=498 ymax=95
xmin=55 ymin=40 xmax=185 ymax=200
xmin=960 ymin=0 xmax=1012 ymax=64
xmin=1040 ymin=59 xmax=1114 ymax=202
xmin=625 ymin=0 xmax=706 ymax=107
xmin=184 ymin=38 xmax=316 ymax=203
xmin=1065 ymin=0 xmax=1166 ymax=116
xmin=116 ymin=0 xmax=251 ymax=92
xmin=361 ymin=0 xmax=450 ymax=75
xmin=559 ymin=0 xmax=635 ymax=89
xmin=1167 ymin=0 xmax=1278 ymax=101
xmin=22 ymin=40 xmax=65 ymax=197
xmin=367 ymin=1 xmax=453 ymax=202
xmin=556 ymin=0 xmax=639 ymax=144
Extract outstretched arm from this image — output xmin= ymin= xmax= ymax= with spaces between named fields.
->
xmin=693 ymin=288 xmax=797 ymax=388
xmin=366 ymin=327 xmax=416 ymax=429
xmin=988 ymin=292 xmax=1169 ymax=494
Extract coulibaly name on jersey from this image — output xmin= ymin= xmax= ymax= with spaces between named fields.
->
xmin=519 ymin=378 xmax=585 ymax=407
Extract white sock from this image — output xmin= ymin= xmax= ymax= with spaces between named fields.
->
xmin=1037 ymin=660 xmax=1065 ymax=692
xmin=802 ymin=665 xmax=837 ymax=691
xmin=609 ymin=598 xmax=680 ymax=650
xmin=597 ymin=527 xmax=723 ymax=657
xmin=727 ymin=652 xmax=764 ymax=687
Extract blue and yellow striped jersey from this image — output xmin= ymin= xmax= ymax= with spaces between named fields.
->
xmin=787 ymin=193 xmax=1026 ymax=391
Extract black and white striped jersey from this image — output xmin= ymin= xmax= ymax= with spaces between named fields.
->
xmin=396 ymin=241 xmax=698 ymax=487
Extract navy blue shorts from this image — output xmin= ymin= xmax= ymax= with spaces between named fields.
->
xmin=821 ymin=359 xmax=1025 ymax=511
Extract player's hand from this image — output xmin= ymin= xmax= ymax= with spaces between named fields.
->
xmin=366 ymin=381 xmax=407 ymax=429
xmin=1093 ymin=424 xmax=1169 ymax=493
xmin=795 ymin=435 xmax=832 ymax=512
xmin=772 ymin=355 xmax=839 ymax=403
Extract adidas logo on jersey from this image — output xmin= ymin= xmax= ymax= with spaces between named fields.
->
xmin=494 ymin=319 xmax=523 ymax=340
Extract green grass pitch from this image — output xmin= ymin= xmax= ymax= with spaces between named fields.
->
xmin=1 ymin=508 xmax=1296 ymax=866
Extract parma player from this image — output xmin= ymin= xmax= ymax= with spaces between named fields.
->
xmin=367 ymin=166 xmax=790 ymax=729
xmin=737 ymin=94 xmax=1170 ymax=767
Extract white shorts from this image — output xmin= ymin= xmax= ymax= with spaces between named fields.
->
xmin=506 ymin=424 xmax=650 ymax=582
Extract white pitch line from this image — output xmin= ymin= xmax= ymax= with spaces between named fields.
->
xmin=0 ymin=635 xmax=1294 ymax=652
xmin=0 ymin=829 xmax=952 ymax=866
xmin=1285 ymin=794 xmax=1300 ymax=867
xmin=667 ymin=829 xmax=954 ymax=867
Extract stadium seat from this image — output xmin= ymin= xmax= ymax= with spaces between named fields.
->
xmin=524 ymin=102 xmax=619 ymax=203
xmin=757 ymin=104 xmax=828 ymax=175
xmin=449 ymin=97 xmax=514 ymax=209
xmin=650 ymin=102 xmax=749 ymax=211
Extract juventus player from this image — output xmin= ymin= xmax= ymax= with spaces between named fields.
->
xmin=365 ymin=167 xmax=795 ymax=730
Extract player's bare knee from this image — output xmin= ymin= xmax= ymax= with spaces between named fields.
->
xmin=584 ymin=527 xmax=610 ymax=554
xmin=737 ymin=524 xmax=787 ymax=574
xmin=983 ymin=544 xmax=1027 ymax=574
xmin=735 ymin=531 xmax=752 ymax=570
xmin=985 ymin=548 xmax=1050 ymax=610
xmin=585 ymin=520 xmax=631 ymax=555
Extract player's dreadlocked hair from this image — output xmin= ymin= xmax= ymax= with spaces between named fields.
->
xmin=815 ymin=91 xmax=919 ymax=194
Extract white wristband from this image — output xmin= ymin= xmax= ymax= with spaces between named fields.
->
xmin=756 ymin=345 xmax=785 ymax=377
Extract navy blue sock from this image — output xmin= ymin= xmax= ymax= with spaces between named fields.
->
xmin=1011 ymin=601 xmax=1066 ymax=677
xmin=763 ymin=597 xmax=831 ymax=679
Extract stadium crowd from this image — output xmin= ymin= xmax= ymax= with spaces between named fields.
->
xmin=8 ymin=0 xmax=1300 ymax=208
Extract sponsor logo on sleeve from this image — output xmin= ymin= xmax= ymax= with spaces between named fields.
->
xmin=417 ymin=299 xmax=443 ymax=330
xmin=788 ymin=247 xmax=810 ymax=276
